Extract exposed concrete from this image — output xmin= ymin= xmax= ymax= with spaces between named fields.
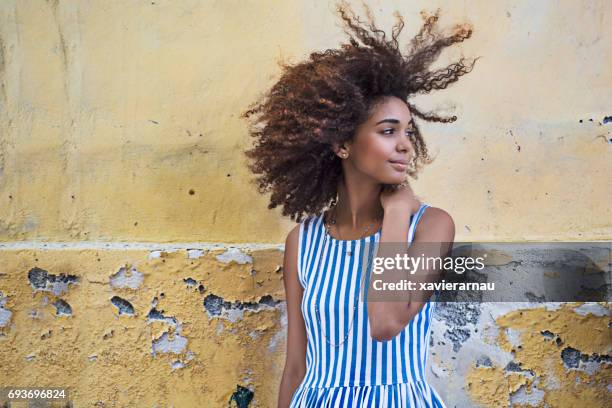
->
xmin=109 ymin=265 xmax=144 ymax=289
xmin=27 ymin=267 xmax=79 ymax=296
xmin=0 ymin=291 xmax=12 ymax=328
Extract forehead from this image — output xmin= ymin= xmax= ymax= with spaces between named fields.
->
xmin=368 ymin=97 xmax=413 ymax=124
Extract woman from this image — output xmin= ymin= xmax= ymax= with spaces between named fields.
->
xmin=242 ymin=1 xmax=477 ymax=406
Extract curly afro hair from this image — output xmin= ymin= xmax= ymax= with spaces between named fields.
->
xmin=241 ymin=1 xmax=479 ymax=223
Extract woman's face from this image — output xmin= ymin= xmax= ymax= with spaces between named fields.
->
xmin=340 ymin=96 xmax=416 ymax=185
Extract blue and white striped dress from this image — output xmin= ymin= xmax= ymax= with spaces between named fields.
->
xmin=289 ymin=203 xmax=445 ymax=407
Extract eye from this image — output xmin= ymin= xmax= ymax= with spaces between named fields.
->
xmin=382 ymin=128 xmax=417 ymax=136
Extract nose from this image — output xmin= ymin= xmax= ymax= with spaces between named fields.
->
xmin=398 ymin=135 xmax=414 ymax=155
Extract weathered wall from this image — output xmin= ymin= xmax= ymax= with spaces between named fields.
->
xmin=0 ymin=0 xmax=610 ymax=407
xmin=0 ymin=246 xmax=289 ymax=406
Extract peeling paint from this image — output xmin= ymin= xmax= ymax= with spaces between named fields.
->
xmin=0 ymin=246 xmax=609 ymax=406
xmin=148 ymin=249 xmax=179 ymax=259
xmin=465 ymin=303 xmax=611 ymax=407
xmin=475 ymin=355 xmax=493 ymax=367
xmin=110 ymin=296 xmax=135 ymax=315
xmin=540 ymin=329 xmax=555 ymax=340
xmin=216 ymin=247 xmax=253 ymax=265
xmin=509 ymin=377 xmax=545 ymax=406
xmin=27 ymin=267 xmax=79 ymax=295
xmin=467 ymin=365 xmax=530 ymax=407
xmin=171 ymin=360 xmax=186 ymax=370
xmin=268 ymin=302 xmax=287 ymax=353
xmin=53 ymin=298 xmax=72 ymax=316
xmin=152 ymin=331 xmax=188 ymax=357
xmin=561 ymin=346 xmax=611 ymax=374
xmin=147 ymin=305 xmax=178 ymax=326
xmin=504 ymin=360 xmax=535 ymax=377
xmin=187 ymin=249 xmax=205 ymax=259
xmin=504 ymin=327 xmax=522 ymax=348
xmin=109 ymin=265 xmax=144 ymax=289
xmin=573 ymin=302 xmax=609 ymax=316
xmin=0 ymin=307 xmax=12 ymax=328
xmin=0 ymin=292 xmax=11 ymax=328
xmin=203 ymin=293 xmax=280 ymax=322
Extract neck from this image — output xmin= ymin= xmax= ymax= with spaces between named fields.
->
xmin=333 ymin=176 xmax=384 ymax=229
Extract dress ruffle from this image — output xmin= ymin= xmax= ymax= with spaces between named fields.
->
xmin=289 ymin=380 xmax=446 ymax=408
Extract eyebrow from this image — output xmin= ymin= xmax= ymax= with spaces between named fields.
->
xmin=375 ymin=118 xmax=415 ymax=127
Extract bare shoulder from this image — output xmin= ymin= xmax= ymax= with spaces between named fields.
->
xmin=286 ymin=223 xmax=301 ymax=242
xmin=421 ymin=206 xmax=454 ymax=226
xmin=415 ymin=206 xmax=455 ymax=240
xmin=283 ymin=223 xmax=302 ymax=282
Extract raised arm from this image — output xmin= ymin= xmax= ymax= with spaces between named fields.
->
xmin=368 ymin=206 xmax=455 ymax=341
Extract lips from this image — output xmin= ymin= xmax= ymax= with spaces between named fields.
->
xmin=389 ymin=160 xmax=408 ymax=171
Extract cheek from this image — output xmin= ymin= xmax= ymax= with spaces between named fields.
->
xmin=368 ymin=137 xmax=395 ymax=161
xmin=354 ymin=138 xmax=395 ymax=171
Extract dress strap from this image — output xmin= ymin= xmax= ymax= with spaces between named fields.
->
xmin=296 ymin=215 xmax=321 ymax=289
xmin=408 ymin=203 xmax=430 ymax=243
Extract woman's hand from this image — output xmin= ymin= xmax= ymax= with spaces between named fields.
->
xmin=380 ymin=181 xmax=422 ymax=215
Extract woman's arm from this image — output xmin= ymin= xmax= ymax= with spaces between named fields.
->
xmin=277 ymin=225 xmax=307 ymax=408
xmin=368 ymin=206 xmax=455 ymax=341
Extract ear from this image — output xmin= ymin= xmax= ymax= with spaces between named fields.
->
xmin=331 ymin=142 xmax=349 ymax=158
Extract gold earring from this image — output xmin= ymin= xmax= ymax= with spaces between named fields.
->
xmin=341 ymin=152 xmax=348 ymax=158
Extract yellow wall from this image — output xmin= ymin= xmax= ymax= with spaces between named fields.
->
xmin=0 ymin=0 xmax=610 ymax=406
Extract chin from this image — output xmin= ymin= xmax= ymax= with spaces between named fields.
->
xmin=372 ymin=170 xmax=405 ymax=186
xmin=388 ymin=175 xmax=406 ymax=185
xmin=379 ymin=177 xmax=404 ymax=186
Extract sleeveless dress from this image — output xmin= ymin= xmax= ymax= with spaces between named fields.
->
xmin=289 ymin=203 xmax=446 ymax=408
